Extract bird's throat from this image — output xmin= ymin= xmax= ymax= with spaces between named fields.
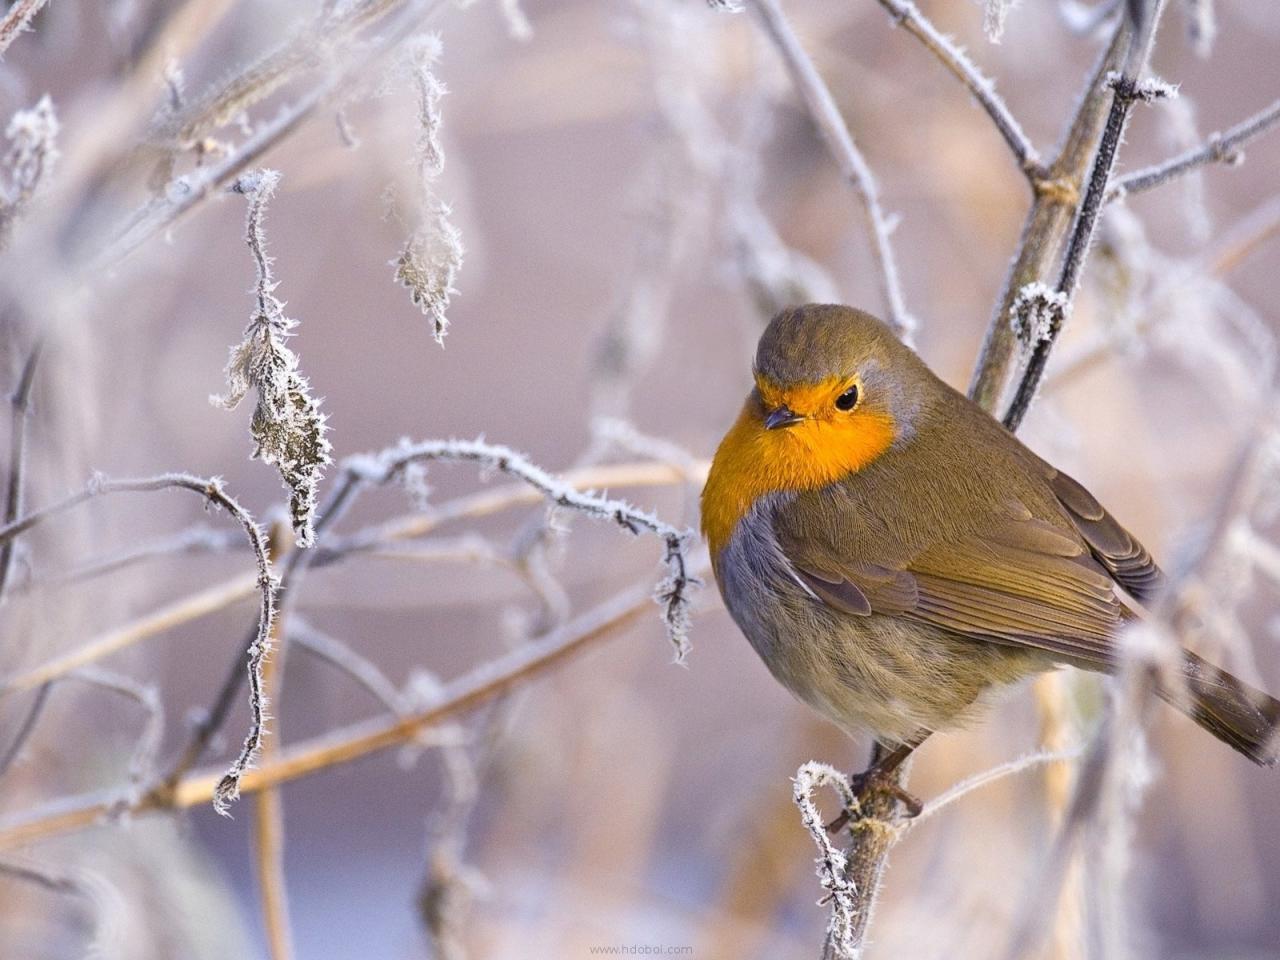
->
xmin=701 ymin=400 xmax=896 ymax=554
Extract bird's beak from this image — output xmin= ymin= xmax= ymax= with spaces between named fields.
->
xmin=764 ymin=405 xmax=804 ymax=430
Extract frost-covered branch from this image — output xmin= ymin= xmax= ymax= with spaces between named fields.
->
xmin=0 ymin=96 xmax=57 ymax=247
xmin=0 ymin=472 xmax=278 ymax=815
xmin=749 ymin=0 xmax=913 ymax=339
xmin=968 ymin=22 xmax=1130 ymax=411
xmin=998 ymin=3 xmax=1172 ymax=430
xmin=213 ymin=170 xmax=331 ymax=549
xmin=1109 ymin=95 xmax=1280 ymax=199
xmin=0 ymin=0 xmax=51 ymax=57
xmin=340 ymin=438 xmax=699 ymax=661
xmin=875 ymin=0 xmax=1044 ymax=180
xmin=392 ymin=37 xmax=464 ymax=345
xmin=0 ymin=340 xmax=39 ymax=600
xmin=0 ymin=571 xmax=703 ymax=848
xmin=793 ymin=762 xmax=859 ymax=959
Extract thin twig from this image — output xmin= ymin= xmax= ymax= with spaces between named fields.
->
xmin=750 ymin=0 xmax=913 ymax=339
xmin=292 ymin=619 xmax=408 ymax=715
xmin=100 ymin=0 xmax=444 ymax=270
xmin=2 ymin=461 xmax=695 ymax=695
xmin=1001 ymin=2 xmax=1171 ymax=431
xmin=0 ymin=0 xmax=50 ymax=57
xmin=253 ymin=521 xmax=295 ymax=960
xmin=0 ymin=473 xmax=277 ymax=814
xmin=0 ymin=567 xmax=704 ymax=850
xmin=65 ymin=667 xmax=166 ymax=792
xmin=968 ymin=22 xmax=1130 ymax=412
xmin=1109 ymin=96 xmax=1280 ymax=199
xmin=0 ymin=339 xmax=39 ymax=600
xmin=0 ymin=681 xmax=48 ymax=777
xmin=340 ymin=438 xmax=698 ymax=661
xmin=875 ymin=0 xmax=1044 ymax=181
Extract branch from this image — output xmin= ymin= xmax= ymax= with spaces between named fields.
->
xmin=0 ymin=569 xmax=702 ymax=850
xmin=99 ymin=0 xmax=443 ymax=270
xmin=1109 ymin=96 xmax=1280 ymax=199
xmin=1 ymin=460 xmax=695 ymax=695
xmin=750 ymin=0 xmax=913 ymax=339
xmin=0 ymin=473 xmax=278 ymax=813
xmin=0 ymin=339 xmax=39 ymax=600
xmin=253 ymin=522 xmax=295 ymax=960
xmin=340 ymin=438 xmax=699 ymax=661
xmin=996 ymin=0 xmax=1171 ymax=431
xmin=0 ymin=0 xmax=50 ymax=57
xmin=875 ymin=0 xmax=1044 ymax=181
xmin=968 ymin=21 xmax=1130 ymax=412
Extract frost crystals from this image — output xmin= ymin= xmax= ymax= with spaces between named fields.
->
xmin=213 ymin=169 xmax=331 ymax=548
xmin=394 ymin=37 xmax=464 ymax=345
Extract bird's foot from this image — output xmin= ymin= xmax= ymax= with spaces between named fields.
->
xmin=824 ymin=769 xmax=922 ymax=834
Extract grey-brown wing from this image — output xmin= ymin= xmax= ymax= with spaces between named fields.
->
xmin=1044 ymin=466 xmax=1164 ymax=602
xmin=780 ymin=505 xmax=1124 ymax=670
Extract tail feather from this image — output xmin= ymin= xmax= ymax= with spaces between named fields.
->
xmin=1159 ymin=651 xmax=1280 ymax=766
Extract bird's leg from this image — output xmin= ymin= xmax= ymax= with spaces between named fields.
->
xmin=825 ymin=733 xmax=929 ymax=833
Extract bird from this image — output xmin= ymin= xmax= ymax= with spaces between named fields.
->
xmin=702 ymin=303 xmax=1280 ymax=813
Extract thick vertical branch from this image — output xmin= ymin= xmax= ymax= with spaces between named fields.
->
xmin=968 ymin=23 xmax=1129 ymax=412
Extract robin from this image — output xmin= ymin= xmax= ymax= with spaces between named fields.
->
xmin=702 ymin=303 xmax=1280 ymax=813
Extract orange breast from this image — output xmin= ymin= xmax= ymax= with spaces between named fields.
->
xmin=701 ymin=397 xmax=896 ymax=555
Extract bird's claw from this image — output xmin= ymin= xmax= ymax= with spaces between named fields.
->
xmin=824 ymin=769 xmax=923 ymax=834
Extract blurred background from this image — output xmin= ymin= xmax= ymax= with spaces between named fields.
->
xmin=0 ymin=0 xmax=1278 ymax=957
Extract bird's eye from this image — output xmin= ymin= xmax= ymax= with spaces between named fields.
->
xmin=834 ymin=384 xmax=859 ymax=411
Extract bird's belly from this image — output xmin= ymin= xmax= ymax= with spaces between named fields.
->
xmin=716 ymin=536 xmax=1042 ymax=742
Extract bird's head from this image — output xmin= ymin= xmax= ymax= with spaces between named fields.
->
xmin=750 ymin=303 xmax=926 ymax=456
xmin=701 ymin=304 xmax=931 ymax=552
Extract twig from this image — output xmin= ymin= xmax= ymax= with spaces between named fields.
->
xmin=66 ymin=667 xmax=165 ymax=792
xmin=792 ymin=762 xmax=859 ymax=958
xmin=875 ymin=0 xmax=1044 ymax=181
xmin=253 ymin=521 xmax=295 ymax=960
xmin=908 ymin=746 xmax=1085 ymax=827
xmin=0 ymin=0 xmax=50 ymax=57
xmin=0 ymin=473 xmax=277 ymax=814
xmin=0 ymin=681 xmax=48 ymax=777
xmin=3 ymin=461 xmax=695 ymax=694
xmin=1109 ymin=96 xmax=1280 ymax=199
xmin=340 ymin=438 xmax=698 ymax=661
xmin=0 ymin=568 xmax=704 ymax=849
xmin=0 ymin=339 xmax=39 ymax=600
xmin=750 ymin=0 xmax=913 ymax=339
xmin=292 ymin=619 xmax=408 ymax=716
xmin=1001 ymin=2 xmax=1172 ymax=432
xmin=160 ymin=623 xmax=260 ymax=791
xmin=968 ymin=22 xmax=1130 ymax=411
xmin=20 ymin=525 xmax=243 ymax=592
